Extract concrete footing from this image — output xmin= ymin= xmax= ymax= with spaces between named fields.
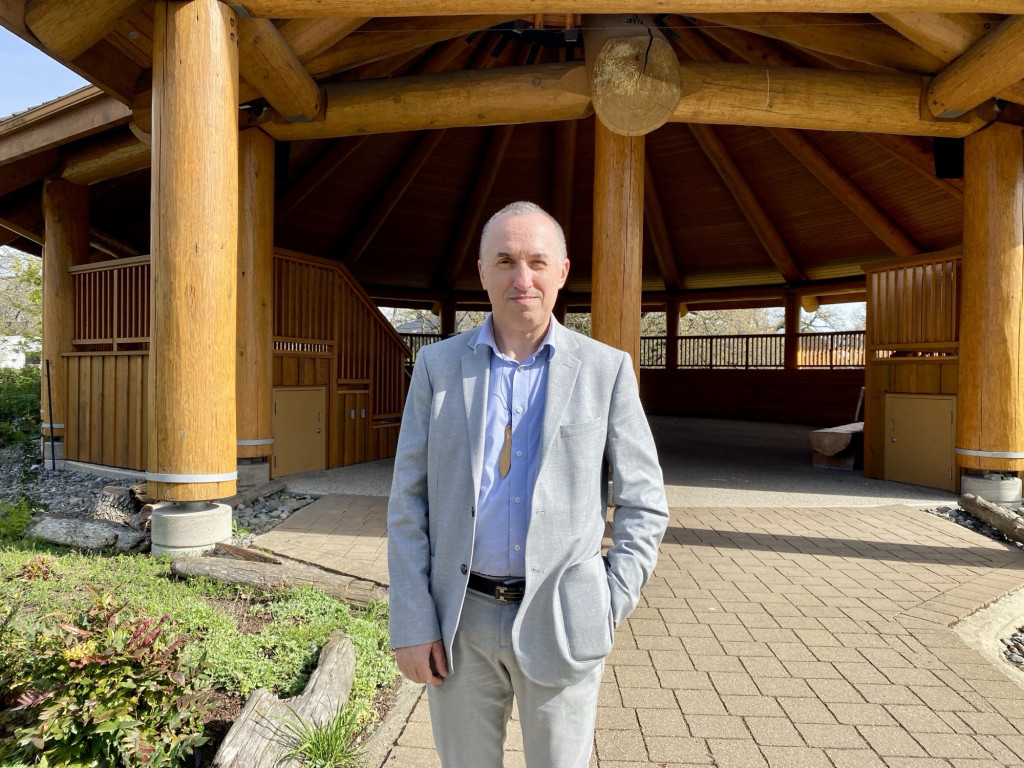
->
xmin=961 ymin=473 xmax=1023 ymax=508
xmin=151 ymin=501 xmax=232 ymax=558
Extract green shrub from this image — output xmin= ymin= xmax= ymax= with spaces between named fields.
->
xmin=0 ymin=589 xmax=210 ymax=767
xmin=0 ymin=366 xmax=41 ymax=447
xmin=0 ymin=499 xmax=33 ymax=541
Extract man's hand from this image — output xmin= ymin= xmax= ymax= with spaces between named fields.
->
xmin=395 ymin=640 xmax=448 ymax=685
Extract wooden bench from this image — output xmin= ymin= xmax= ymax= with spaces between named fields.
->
xmin=809 ymin=422 xmax=863 ymax=470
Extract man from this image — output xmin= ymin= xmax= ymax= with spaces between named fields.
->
xmin=388 ymin=201 xmax=668 ymax=767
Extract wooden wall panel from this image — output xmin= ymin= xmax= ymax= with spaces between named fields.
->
xmin=63 ymin=353 xmax=148 ymax=470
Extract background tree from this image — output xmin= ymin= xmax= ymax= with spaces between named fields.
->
xmin=0 ymin=246 xmax=42 ymax=351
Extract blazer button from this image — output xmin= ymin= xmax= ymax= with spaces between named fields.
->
xmin=460 ymin=564 xmax=468 ymax=574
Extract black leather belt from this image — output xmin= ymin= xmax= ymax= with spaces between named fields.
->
xmin=468 ymin=573 xmax=526 ymax=602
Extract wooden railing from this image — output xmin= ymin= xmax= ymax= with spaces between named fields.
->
xmin=864 ymin=248 xmax=960 ymax=355
xmin=642 ymin=331 xmax=864 ymax=369
xmin=70 ymin=256 xmax=150 ymax=349
xmin=400 ymin=333 xmax=442 ymax=363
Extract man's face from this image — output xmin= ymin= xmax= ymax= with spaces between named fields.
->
xmin=478 ymin=212 xmax=569 ymax=341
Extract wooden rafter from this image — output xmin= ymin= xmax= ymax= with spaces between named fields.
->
xmin=342 ymin=129 xmax=447 ymax=268
xmin=233 ymin=2 xmax=1024 ymax=16
xmin=441 ymin=124 xmax=515 ymax=286
xmin=24 ymin=0 xmax=146 ymax=61
xmin=0 ymin=198 xmax=44 ymax=246
xmin=277 ymin=17 xmax=369 ymax=63
xmin=237 ymin=18 xmax=322 ymax=122
xmin=275 ymin=137 xmax=369 ymax=222
xmin=643 ymin=158 xmax=683 ymax=291
xmin=673 ymin=21 xmax=921 ymax=260
xmin=686 ymin=12 xmax=947 ymax=73
xmin=60 ymin=127 xmax=149 ymax=185
xmin=925 ymin=16 xmax=1024 ymax=117
xmin=551 ymin=119 xmax=577 ymax=247
xmin=0 ymin=150 xmax=58 ymax=198
xmin=876 ymin=12 xmax=1024 ymax=103
xmin=304 ymin=15 xmax=518 ymax=80
xmin=689 ymin=123 xmax=805 ymax=282
xmin=865 ymin=134 xmax=964 ymax=199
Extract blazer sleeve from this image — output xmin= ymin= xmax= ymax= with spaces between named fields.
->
xmin=387 ymin=352 xmax=443 ymax=649
xmin=603 ymin=351 xmax=670 ymax=627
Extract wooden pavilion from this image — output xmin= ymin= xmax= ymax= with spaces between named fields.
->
xmin=0 ymin=1 xmax=1022 ymax=505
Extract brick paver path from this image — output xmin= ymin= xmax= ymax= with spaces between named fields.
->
xmin=259 ymin=500 xmax=1024 ymax=767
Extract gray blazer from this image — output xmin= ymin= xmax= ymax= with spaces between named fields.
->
xmin=387 ymin=320 xmax=669 ymax=687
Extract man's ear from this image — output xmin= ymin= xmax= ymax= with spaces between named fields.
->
xmin=559 ymin=258 xmax=570 ymax=288
xmin=477 ymin=259 xmax=486 ymax=290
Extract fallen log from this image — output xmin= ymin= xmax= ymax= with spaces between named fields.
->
xmin=808 ymin=422 xmax=863 ymax=457
xmin=170 ymin=556 xmax=387 ymax=606
xmin=215 ymin=541 xmax=281 ymax=564
xmin=25 ymin=515 xmax=151 ymax=553
xmin=213 ymin=630 xmax=356 ymax=767
xmin=959 ymin=493 xmax=1024 ymax=545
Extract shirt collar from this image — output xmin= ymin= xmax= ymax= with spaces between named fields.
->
xmin=476 ymin=313 xmax=559 ymax=363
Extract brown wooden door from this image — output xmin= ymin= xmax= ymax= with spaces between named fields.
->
xmin=337 ymin=390 xmax=369 ymax=466
xmin=272 ymin=387 xmax=326 ymax=477
xmin=884 ymin=394 xmax=956 ymax=492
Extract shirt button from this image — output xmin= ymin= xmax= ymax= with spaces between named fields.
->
xmin=515 ymin=497 xmax=521 ymax=504
xmin=514 ymin=545 xmax=521 ymax=551
xmin=460 ymin=564 xmax=468 ymax=574
xmin=516 ymin=406 xmax=523 ymax=414
xmin=516 ymin=451 xmax=522 ymax=458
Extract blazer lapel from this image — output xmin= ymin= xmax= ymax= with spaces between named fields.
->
xmin=538 ymin=324 xmax=581 ymax=473
xmin=462 ymin=335 xmax=490 ymax=505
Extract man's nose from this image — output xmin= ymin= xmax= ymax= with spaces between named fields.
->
xmin=512 ymin=261 xmax=532 ymax=289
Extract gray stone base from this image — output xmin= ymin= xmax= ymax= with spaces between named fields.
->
xmin=151 ymin=501 xmax=232 ymax=558
xmin=237 ymin=460 xmax=270 ymax=488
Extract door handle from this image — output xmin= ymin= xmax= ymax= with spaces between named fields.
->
xmin=360 ymin=408 xmax=366 ymax=419
xmin=890 ymin=436 xmax=896 ymax=442
xmin=316 ymin=428 xmax=321 ymax=434
xmin=350 ymin=410 xmax=355 ymax=419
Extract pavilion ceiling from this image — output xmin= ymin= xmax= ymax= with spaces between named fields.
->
xmin=0 ymin=4 xmax=1018 ymax=309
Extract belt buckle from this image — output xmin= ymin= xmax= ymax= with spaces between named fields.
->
xmin=494 ymin=578 xmax=525 ymax=602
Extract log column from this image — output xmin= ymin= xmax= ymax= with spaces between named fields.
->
xmin=440 ymin=299 xmax=456 ymax=338
xmin=41 ymin=179 xmax=88 ymax=457
xmin=783 ymin=291 xmax=801 ymax=370
xmin=148 ymin=0 xmax=239 ymax=503
xmin=236 ymin=128 xmax=275 ymax=464
xmin=665 ymin=297 xmax=680 ymax=370
xmin=591 ymin=120 xmax=643 ymax=377
xmin=957 ymin=122 xmax=1024 ymax=473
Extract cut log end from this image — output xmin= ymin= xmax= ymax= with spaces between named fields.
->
xmin=591 ymin=36 xmax=681 ymax=137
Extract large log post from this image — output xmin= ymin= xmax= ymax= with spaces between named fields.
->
xmin=665 ymin=297 xmax=680 ymax=370
xmin=783 ymin=291 xmax=800 ymax=370
xmin=148 ymin=0 xmax=239 ymax=502
xmin=237 ymin=128 xmax=275 ymax=463
xmin=591 ymin=120 xmax=643 ymax=378
xmin=41 ymin=179 xmax=88 ymax=453
xmin=957 ymin=122 xmax=1024 ymax=473
xmin=583 ymin=14 xmax=681 ymax=137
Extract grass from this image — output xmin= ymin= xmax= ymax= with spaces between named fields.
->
xmin=0 ymin=500 xmax=399 ymax=767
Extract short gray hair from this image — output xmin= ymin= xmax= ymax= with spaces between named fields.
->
xmin=478 ymin=201 xmax=568 ymax=263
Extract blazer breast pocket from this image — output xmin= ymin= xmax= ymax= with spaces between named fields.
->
xmin=558 ymin=552 xmax=614 ymax=662
xmin=559 ymin=418 xmax=604 ymax=438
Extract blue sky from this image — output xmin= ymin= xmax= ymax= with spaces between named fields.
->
xmin=0 ymin=27 xmax=88 ymax=119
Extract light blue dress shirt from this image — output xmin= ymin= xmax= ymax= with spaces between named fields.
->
xmin=471 ymin=314 xmax=555 ymax=578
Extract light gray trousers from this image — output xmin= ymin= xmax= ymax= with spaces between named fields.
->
xmin=427 ymin=588 xmax=603 ymax=768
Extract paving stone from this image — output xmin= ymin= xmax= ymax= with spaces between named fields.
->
xmin=856 ymin=725 xmax=928 ymax=757
xmin=794 ymin=722 xmax=868 ymax=749
xmin=825 ymin=748 xmax=887 ymax=768
xmin=647 ymin=736 xmax=716 ymax=764
xmin=707 ymin=739 xmax=769 ymax=768
xmin=595 ymin=730 xmax=648 ymax=762
xmin=685 ymin=714 xmax=752 ymax=740
xmin=914 ymin=733 xmax=991 ymax=760
xmin=675 ymin=689 xmax=727 ymax=715
xmin=636 ymin=707 xmax=686 ymax=737
xmin=758 ymin=745 xmax=834 ymax=767
xmin=777 ymin=697 xmax=837 ymax=725
xmin=744 ymin=716 xmax=805 ymax=747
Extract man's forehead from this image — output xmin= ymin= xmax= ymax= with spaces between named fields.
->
xmin=484 ymin=213 xmax=557 ymax=251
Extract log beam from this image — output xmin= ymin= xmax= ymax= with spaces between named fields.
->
xmin=591 ymin=120 xmax=643 ymax=377
xmin=60 ymin=128 xmax=149 ymax=185
xmin=442 ymin=125 xmax=515 ymax=286
xmin=877 ymin=12 xmax=1024 ymax=103
xmin=232 ymin=2 xmax=1024 ymax=16
xmin=277 ymin=16 xmax=369 ymax=63
xmin=261 ymin=62 xmax=593 ymax=141
xmin=583 ymin=14 xmax=681 ymax=136
xmin=688 ymin=12 xmax=946 ymax=74
xmin=689 ymin=123 xmax=805 ymax=282
xmin=643 ymin=158 xmax=682 ymax=290
xmin=342 ymin=130 xmax=446 ymax=268
xmin=89 ymin=226 xmax=139 ymax=259
xmin=237 ymin=18 xmax=322 ymax=123
xmin=957 ymin=122 xmax=1024 ymax=472
xmin=149 ymin=0 xmax=239 ymax=502
xmin=237 ymin=128 xmax=275 ymax=461
xmin=670 ymin=61 xmax=988 ymax=138
xmin=0 ymin=150 xmax=58 ymax=198
xmin=24 ymin=0 xmax=147 ymax=61
xmin=926 ymin=16 xmax=1024 ymax=117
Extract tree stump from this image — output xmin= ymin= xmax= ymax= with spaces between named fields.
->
xmin=91 ymin=486 xmax=138 ymax=525
xmin=213 ymin=631 xmax=356 ymax=767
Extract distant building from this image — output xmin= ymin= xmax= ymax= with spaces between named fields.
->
xmin=0 ymin=336 xmax=41 ymax=368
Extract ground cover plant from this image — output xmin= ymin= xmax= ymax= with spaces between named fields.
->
xmin=0 ymin=501 xmax=399 ymax=767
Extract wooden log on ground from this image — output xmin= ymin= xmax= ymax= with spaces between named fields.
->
xmin=170 ymin=556 xmax=388 ymax=606
xmin=213 ymin=630 xmax=356 ymax=767
xmin=215 ymin=542 xmax=282 ymax=564
xmin=25 ymin=516 xmax=151 ymax=552
xmin=959 ymin=494 xmax=1024 ymax=544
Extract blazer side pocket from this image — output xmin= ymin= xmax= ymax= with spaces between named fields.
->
xmin=559 ymin=418 xmax=605 ymax=438
xmin=558 ymin=552 xmax=614 ymax=662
